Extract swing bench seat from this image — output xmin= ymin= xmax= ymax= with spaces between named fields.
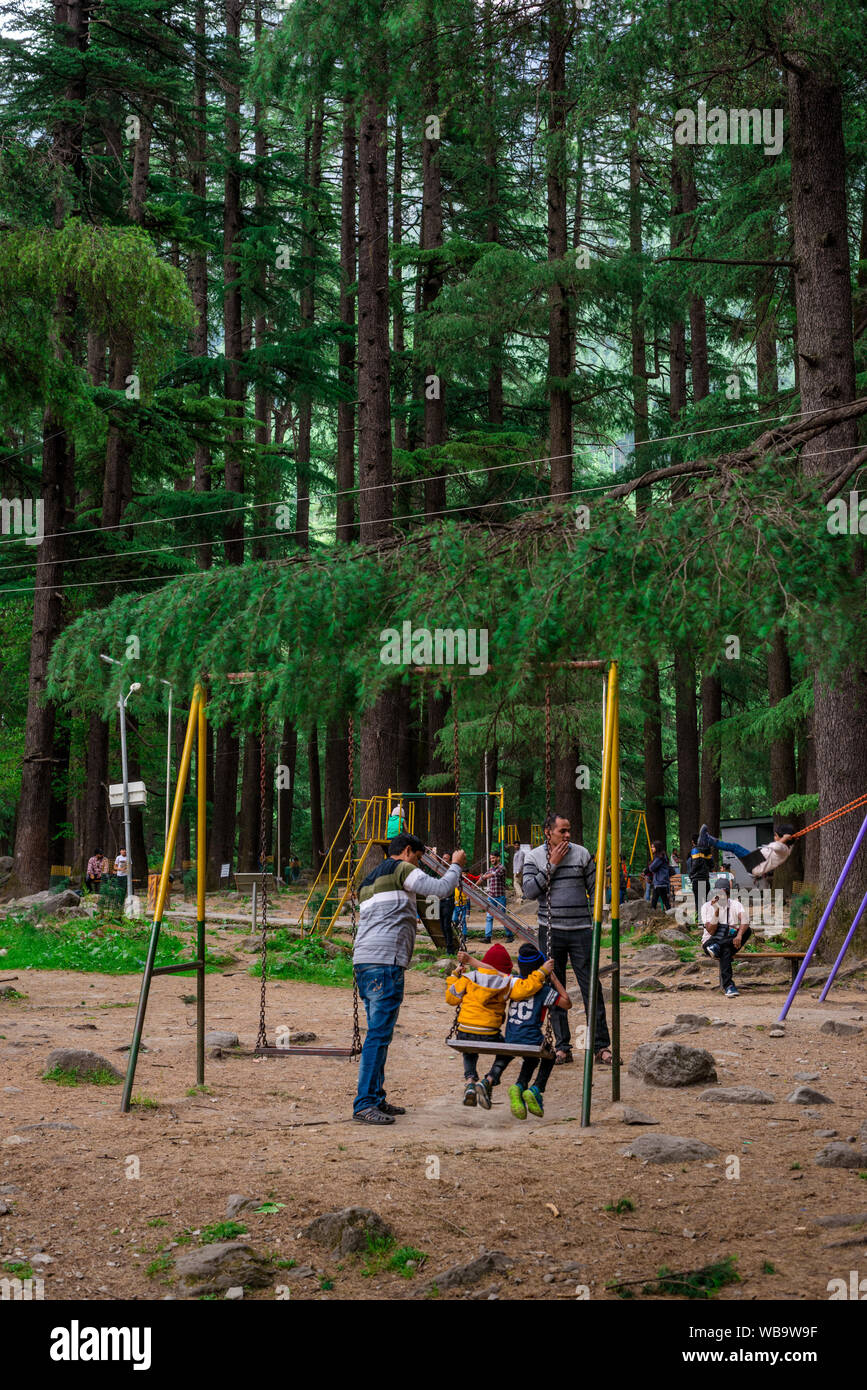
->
xmin=254 ymin=1045 xmax=359 ymax=1058
xmin=446 ymin=1039 xmax=551 ymax=1060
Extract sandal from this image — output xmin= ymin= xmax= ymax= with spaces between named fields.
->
xmin=595 ymin=1048 xmax=613 ymax=1066
xmin=554 ymin=1048 xmax=573 ymax=1066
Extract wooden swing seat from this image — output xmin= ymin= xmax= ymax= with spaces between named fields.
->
xmin=446 ymin=1038 xmax=550 ymax=1060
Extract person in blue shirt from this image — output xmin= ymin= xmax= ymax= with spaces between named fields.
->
xmin=485 ymin=943 xmax=571 ymax=1118
xmin=647 ymin=840 xmax=673 ymax=910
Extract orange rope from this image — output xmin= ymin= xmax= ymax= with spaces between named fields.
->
xmin=790 ymin=792 xmax=867 ymax=839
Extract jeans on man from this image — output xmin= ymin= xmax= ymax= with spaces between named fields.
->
xmin=691 ymin=878 xmax=708 ymax=920
xmin=484 ymin=895 xmax=513 ymax=941
xmin=352 ymin=963 xmax=405 ymax=1115
xmin=704 ymin=924 xmax=752 ymax=990
xmin=439 ymin=901 xmax=455 ymax=954
xmin=540 ymin=928 xmax=611 ymax=1053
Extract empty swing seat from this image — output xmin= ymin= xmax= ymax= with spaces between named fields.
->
xmin=446 ymin=1038 xmax=550 ymax=1060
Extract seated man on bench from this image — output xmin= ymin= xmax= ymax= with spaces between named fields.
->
xmin=700 ymin=883 xmax=751 ymax=999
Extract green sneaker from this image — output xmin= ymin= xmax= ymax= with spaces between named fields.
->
xmin=508 ymin=1084 xmax=527 ymax=1119
xmin=463 ymin=1082 xmax=477 ymax=1107
xmin=523 ymin=1085 xmax=544 ymax=1117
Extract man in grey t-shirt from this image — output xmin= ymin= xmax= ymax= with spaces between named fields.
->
xmin=522 ymin=813 xmax=611 ymax=1065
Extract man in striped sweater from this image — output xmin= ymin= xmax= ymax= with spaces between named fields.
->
xmin=352 ymin=832 xmax=465 ymax=1125
xmin=522 ymin=813 xmax=612 ymax=1066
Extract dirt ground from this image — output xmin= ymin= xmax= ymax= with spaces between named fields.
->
xmin=1 ymin=898 xmax=866 ymax=1303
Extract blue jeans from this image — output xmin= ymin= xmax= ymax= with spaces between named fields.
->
xmin=352 ymin=963 xmax=405 ymax=1115
xmin=453 ymin=904 xmax=468 ymax=937
xmin=484 ymin=895 xmax=513 ymax=941
xmin=708 ymin=835 xmax=749 ymax=861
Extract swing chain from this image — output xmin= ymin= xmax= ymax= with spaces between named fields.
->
xmin=256 ymin=712 xmax=269 ymax=1051
xmin=543 ymin=682 xmax=556 ymax=1055
xmin=348 ymin=715 xmax=362 ymax=1056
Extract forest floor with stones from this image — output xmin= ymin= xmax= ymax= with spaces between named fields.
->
xmin=1 ymin=899 xmax=866 ymax=1302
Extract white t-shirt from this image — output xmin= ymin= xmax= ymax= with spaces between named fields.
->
xmin=755 ymin=838 xmax=791 ymax=877
xmin=700 ymin=895 xmax=748 ymax=943
xmin=115 ymin=853 xmax=128 ymax=874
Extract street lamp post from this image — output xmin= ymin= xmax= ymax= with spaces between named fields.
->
xmin=101 ymin=654 xmax=140 ymax=911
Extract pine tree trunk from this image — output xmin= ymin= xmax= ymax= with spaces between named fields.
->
xmin=699 ymin=675 xmax=721 ymax=835
xmin=337 ymin=99 xmax=358 ymax=539
xmin=236 ymin=733 xmax=260 ymax=872
xmin=296 ymin=100 xmax=324 ymax=547
xmin=308 ymin=726 xmax=325 ymax=869
xmin=421 ymin=0 xmax=446 ymax=515
xmin=191 ymin=0 xmax=211 ymax=568
xmin=547 ymin=0 xmax=572 ymax=501
xmin=554 ymin=746 xmax=584 ymax=846
xmin=483 ymin=0 xmax=503 ymax=425
xmin=674 ymin=652 xmax=700 ymax=864
xmin=642 ymin=663 xmax=666 ymax=844
xmin=426 ymin=690 xmax=455 ymax=850
xmin=767 ymin=629 xmax=802 ymax=889
xmin=357 ymin=75 xmax=393 ymax=544
xmin=787 ymin=54 xmax=867 ymax=903
xmin=324 ymin=718 xmax=350 ymax=859
xmin=277 ymin=719 xmax=297 ymax=874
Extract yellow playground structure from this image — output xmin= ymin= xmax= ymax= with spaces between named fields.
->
xmin=296 ymin=788 xmax=505 ymax=936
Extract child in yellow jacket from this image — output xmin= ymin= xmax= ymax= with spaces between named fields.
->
xmin=445 ymin=941 xmax=554 ymax=1109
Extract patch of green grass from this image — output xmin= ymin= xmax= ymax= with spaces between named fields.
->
xmin=0 ymin=987 xmax=26 ymax=1000
xmin=0 ymin=918 xmax=222 ymax=975
xmin=424 ymin=1282 xmax=440 ymax=1299
xmin=611 ymin=1255 xmax=740 ymax=1301
xmin=271 ymin=1257 xmax=296 ymax=1269
xmin=3 ymin=1259 xmax=33 ymax=1279
xmin=360 ymin=1232 xmax=396 ymax=1277
xmin=858 ymin=1172 xmax=867 ymax=1181
xmin=605 ymin=1197 xmax=635 ymax=1215
xmin=130 ymin=1094 xmax=159 ymax=1110
xmin=620 ymin=993 xmax=638 ymax=1003
xmin=200 ymin=1220 xmax=247 ymax=1244
xmin=388 ymin=1246 xmax=427 ymax=1278
xmin=790 ymin=1162 xmax=802 ymax=1171
xmin=43 ymin=1064 xmax=120 ymax=1087
xmin=677 ymin=947 xmax=696 ymax=962
xmin=186 ymin=1084 xmax=212 ymax=1097
xmin=255 ymin=1202 xmax=285 ymax=1214
xmin=319 ymin=1276 xmax=334 ymax=1290
xmin=248 ymin=935 xmax=354 ymax=989
xmin=145 ymin=1254 xmax=172 ymax=1278
xmin=762 ymin=1261 xmax=776 ymax=1274
xmin=147 ymin=1217 xmax=168 ymax=1228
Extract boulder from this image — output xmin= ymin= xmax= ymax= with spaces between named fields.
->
xmin=813 ymin=1211 xmax=867 ymax=1229
xmin=619 ymin=901 xmax=669 ymax=927
xmin=204 ymin=1031 xmax=239 ymax=1048
xmin=801 ymin=965 xmax=832 ymax=985
xmin=628 ymin=1041 xmax=717 ymax=1088
xmin=12 ymin=888 xmax=81 ymax=915
xmin=631 ymin=977 xmax=666 ymax=992
xmin=621 ymin=1133 xmax=719 ymax=1164
xmin=787 ymin=1085 xmax=833 ymax=1106
xmin=631 ymin=944 xmax=680 ymax=964
xmin=819 ymin=1019 xmax=863 ymax=1038
xmin=174 ymin=1241 xmax=271 ymax=1295
xmin=698 ymin=1086 xmax=775 ymax=1105
xmin=815 ymin=1144 xmax=867 ymax=1170
xmin=225 ymin=1194 xmax=262 ymax=1219
xmin=836 ymin=958 xmax=867 ymax=980
xmin=302 ymin=1207 xmax=394 ymax=1256
xmin=653 ymin=1014 xmax=711 ymax=1038
xmin=43 ymin=1049 xmax=123 ymax=1082
xmin=658 ymin=928 xmax=693 ymax=945
xmin=419 ymin=1249 xmax=513 ymax=1294
xmin=597 ymin=1103 xmax=659 ymax=1126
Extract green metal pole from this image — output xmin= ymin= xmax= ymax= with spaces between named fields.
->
xmin=581 ymin=665 xmax=617 ymax=1127
xmin=609 ymin=668 xmax=621 ymax=1102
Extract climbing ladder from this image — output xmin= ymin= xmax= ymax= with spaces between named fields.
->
xmin=295 ymin=796 xmax=406 ymax=936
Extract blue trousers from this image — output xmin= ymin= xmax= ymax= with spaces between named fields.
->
xmin=708 ymin=835 xmax=749 ymax=860
xmin=485 ymin=895 xmax=513 ymax=941
xmin=352 ymin=963 xmax=405 ymax=1115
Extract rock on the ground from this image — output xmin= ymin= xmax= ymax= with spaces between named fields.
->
xmin=801 ymin=965 xmax=831 ymax=985
xmin=175 ymin=1241 xmax=271 ymax=1295
xmin=225 ymin=1286 xmax=244 ymax=1300
xmin=815 ymin=1144 xmax=867 ymax=1170
xmin=628 ymin=1041 xmax=717 ymax=1088
xmin=11 ymin=888 xmax=81 ymax=914
xmin=698 ymin=1086 xmax=775 ymax=1105
xmin=632 ymin=943 xmax=680 ymax=964
xmin=302 ymin=1207 xmax=394 ymax=1255
xmin=419 ymin=1249 xmax=513 ymax=1294
xmin=658 ymin=928 xmax=692 ymax=945
xmin=433 ymin=958 xmax=455 ymax=970
xmin=787 ymin=1085 xmax=833 ymax=1105
xmin=819 ymin=1019 xmax=863 ymax=1037
xmin=653 ymin=1014 xmax=711 ymax=1038
xmin=768 ymin=1029 xmax=785 ymax=1038
xmin=204 ymin=1030 xmax=239 ymax=1048
xmin=621 ymin=1134 xmax=719 ymax=1164
xmin=795 ymin=1071 xmax=820 ymax=1081
xmin=225 ymin=1194 xmax=262 ymax=1219
xmin=836 ymin=958 xmax=867 ymax=979
xmin=631 ymin=977 xmax=667 ymax=992
xmin=814 ymin=1211 xmax=867 ymax=1228
xmin=619 ymin=901 xmax=669 ymax=927
xmin=43 ymin=1049 xmax=123 ymax=1082
xmin=597 ymin=1103 xmax=659 ymax=1126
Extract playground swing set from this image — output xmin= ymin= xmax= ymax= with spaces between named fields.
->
xmin=121 ymin=659 xmax=628 ymax=1126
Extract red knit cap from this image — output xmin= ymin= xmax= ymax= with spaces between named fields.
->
xmin=482 ymin=943 xmax=513 ymax=975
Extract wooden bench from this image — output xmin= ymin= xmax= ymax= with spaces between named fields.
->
xmin=233 ymin=872 xmax=280 ymax=894
xmin=700 ymin=950 xmax=806 ymax=985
